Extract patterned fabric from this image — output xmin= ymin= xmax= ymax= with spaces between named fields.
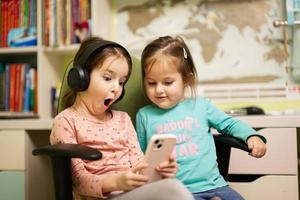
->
xmin=50 ymin=107 xmax=144 ymax=199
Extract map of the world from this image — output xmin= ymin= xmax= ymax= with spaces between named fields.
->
xmin=115 ymin=0 xmax=288 ymax=84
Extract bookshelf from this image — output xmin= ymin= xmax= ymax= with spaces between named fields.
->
xmin=0 ymin=46 xmax=38 ymax=54
xmin=0 ymin=0 xmax=113 ymax=199
xmin=0 ymin=0 xmax=112 ymax=121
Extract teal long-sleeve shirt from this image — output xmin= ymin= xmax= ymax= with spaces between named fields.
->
xmin=136 ymin=98 xmax=265 ymax=193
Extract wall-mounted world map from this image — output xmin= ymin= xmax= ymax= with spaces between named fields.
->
xmin=115 ymin=0 xmax=289 ymax=84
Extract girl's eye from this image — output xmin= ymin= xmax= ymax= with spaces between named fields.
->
xmin=103 ymin=76 xmax=111 ymax=81
xmin=119 ymin=78 xmax=127 ymax=86
xmin=164 ymin=81 xmax=173 ymax=86
xmin=147 ymin=82 xmax=156 ymax=86
xmin=119 ymin=80 xmax=125 ymax=86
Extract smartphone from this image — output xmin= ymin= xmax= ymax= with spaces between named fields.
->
xmin=141 ymin=134 xmax=177 ymax=183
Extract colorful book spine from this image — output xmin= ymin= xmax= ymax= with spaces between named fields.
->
xmin=0 ymin=0 xmax=37 ymax=47
xmin=29 ymin=67 xmax=35 ymax=111
xmin=18 ymin=64 xmax=25 ymax=112
xmin=29 ymin=0 xmax=37 ymax=27
xmin=9 ymin=64 xmax=16 ymax=112
xmin=0 ymin=63 xmax=5 ymax=110
xmin=23 ymin=64 xmax=30 ymax=112
xmin=4 ymin=64 xmax=10 ymax=111
xmin=14 ymin=64 xmax=21 ymax=112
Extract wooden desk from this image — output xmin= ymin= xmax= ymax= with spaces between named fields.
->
xmin=229 ymin=115 xmax=300 ymax=200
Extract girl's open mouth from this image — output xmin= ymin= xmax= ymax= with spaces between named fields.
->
xmin=104 ymin=98 xmax=112 ymax=109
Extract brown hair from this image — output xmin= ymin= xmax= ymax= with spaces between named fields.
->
xmin=63 ymin=37 xmax=132 ymax=109
xmin=141 ymin=36 xmax=198 ymax=97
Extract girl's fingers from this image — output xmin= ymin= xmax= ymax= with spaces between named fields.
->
xmin=169 ymin=155 xmax=175 ymax=162
xmin=247 ymin=136 xmax=267 ymax=158
xmin=156 ymin=163 xmax=177 ymax=175
xmin=249 ymin=142 xmax=267 ymax=158
xmin=247 ymin=141 xmax=254 ymax=151
xmin=122 ymin=179 xmax=147 ymax=191
xmin=154 ymin=156 xmax=178 ymax=178
xmin=159 ymin=156 xmax=177 ymax=168
xmin=126 ymin=172 xmax=149 ymax=185
xmin=159 ymin=171 xmax=176 ymax=178
xmin=160 ymin=162 xmax=178 ymax=170
xmin=129 ymin=178 xmax=149 ymax=187
xmin=132 ymin=163 xmax=148 ymax=173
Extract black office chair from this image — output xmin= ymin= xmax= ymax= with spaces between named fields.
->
xmin=32 ymin=57 xmax=250 ymax=200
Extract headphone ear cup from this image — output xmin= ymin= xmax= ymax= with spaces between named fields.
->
xmin=67 ymin=67 xmax=90 ymax=91
xmin=81 ymin=68 xmax=90 ymax=90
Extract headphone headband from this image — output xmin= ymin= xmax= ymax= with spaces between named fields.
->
xmin=67 ymin=39 xmax=131 ymax=94
xmin=76 ymin=40 xmax=131 ymax=68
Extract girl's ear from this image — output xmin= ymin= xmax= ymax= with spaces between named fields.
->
xmin=184 ymin=73 xmax=194 ymax=86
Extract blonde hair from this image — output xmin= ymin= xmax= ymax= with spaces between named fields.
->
xmin=141 ymin=36 xmax=198 ymax=98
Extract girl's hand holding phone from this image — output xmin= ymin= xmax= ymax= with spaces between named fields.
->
xmin=141 ymin=134 xmax=177 ymax=183
xmin=156 ymin=155 xmax=178 ymax=178
xmin=113 ymin=163 xmax=149 ymax=191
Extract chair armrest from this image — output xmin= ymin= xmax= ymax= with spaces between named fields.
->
xmin=32 ymin=144 xmax=102 ymax=160
xmin=214 ymin=134 xmax=250 ymax=153
xmin=214 ymin=134 xmax=250 ymax=181
xmin=32 ymin=144 xmax=101 ymax=200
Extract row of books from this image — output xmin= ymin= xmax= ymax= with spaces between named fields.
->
xmin=51 ymin=82 xmax=61 ymax=117
xmin=0 ymin=63 xmax=37 ymax=114
xmin=0 ymin=0 xmax=37 ymax=47
xmin=43 ymin=0 xmax=91 ymax=47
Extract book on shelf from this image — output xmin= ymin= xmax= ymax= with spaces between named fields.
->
xmin=9 ymin=64 xmax=16 ymax=112
xmin=0 ymin=0 xmax=37 ymax=48
xmin=4 ymin=64 xmax=10 ymax=111
xmin=7 ymin=27 xmax=37 ymax=47
xmin=0 ymin=63 xmax=5 ymax=110
xmin=51 ymin=82 xmax=61 ymax=117
xmin=42 ymin=0 xmax=92 ymax=47
xmin=0 ymin=63 xmax=37 ymax=117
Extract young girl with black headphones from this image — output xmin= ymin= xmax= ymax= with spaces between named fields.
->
xmin=50 ymin=37 xmax=194 ymax=200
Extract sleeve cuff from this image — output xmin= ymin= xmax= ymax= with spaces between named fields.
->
xmin=246 ymin=134 xmax=267 ymax=144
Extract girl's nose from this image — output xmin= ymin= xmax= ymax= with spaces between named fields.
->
xmin=155 ymin=84 xmax=164 ymax=94
xmin=111 ymin=80 xmax=120 ymax=93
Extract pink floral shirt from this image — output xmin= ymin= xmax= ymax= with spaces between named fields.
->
xmin=50 ymin=107 xmax=144 ymax=199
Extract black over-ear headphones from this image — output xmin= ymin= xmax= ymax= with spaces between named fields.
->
xmin=67 ymin=40 xmax=131 ymax=93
